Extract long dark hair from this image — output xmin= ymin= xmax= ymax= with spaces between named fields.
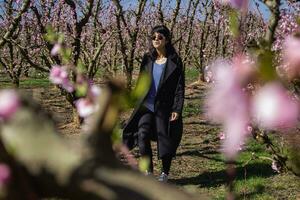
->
xmin=149 ymin=25 xmax=178 ymax=60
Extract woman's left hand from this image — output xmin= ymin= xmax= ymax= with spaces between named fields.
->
xmin=170 ymin=112 xmax=179 ymax=121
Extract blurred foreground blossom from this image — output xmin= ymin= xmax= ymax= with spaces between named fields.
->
xmin=232 ymin=55 xmax=256 ymax=85
xmin=219 ymin=132 xmax=226 ymax=140
xmin=205 ymin=59 xmax=251 ymax=159
xmin=51 ymin=43 xmax=62 ymax=56
xmin=252 ymin=82 xmax=299 ymax=130
xmin=0 ymin=164 xmax=10 ymax=188
xmin=0 ymin=90 xmax=20 ymax=121
xmin=204 ymin=65 xmax=213 ymax=83
xmin=205 ymin=59 xmax=250 ymax=123
xmin=49 ymin=66 xmax=74 ymax=92
xmin=90 ymin=85 xmax=102 ymax=98
xmin=222 ymin=120 xmax=249 ymax=159
xmin=282 ymin=35 xmax=300 ymax=79
xmin=217 ymin=0 xmax=248 ymax=11
xmin=75 ymin=98 xmax=96 ymax=118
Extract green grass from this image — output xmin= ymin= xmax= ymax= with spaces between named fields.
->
xmin=20 ymin=78 xmax=50 ymax=88
xmin=168 ymin=117 xmax=300 ymax=200
xmin=182 ymin=99 xmax=203 ymax=118
xmin=0 ymin=78 xmax=50 ymax=89
xmin=185 ymin=66 xmax=199 ymax=84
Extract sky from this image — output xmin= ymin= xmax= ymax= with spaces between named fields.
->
xmin=122 ymin=0 xmax=272 ymax=20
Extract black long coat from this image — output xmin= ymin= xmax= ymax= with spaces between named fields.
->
xmin=122 ymin=53 xmax=185 ymax=158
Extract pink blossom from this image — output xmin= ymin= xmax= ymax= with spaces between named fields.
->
xmin=0 ymin=164 xmax=11 ymax=187
xmin=51 ymin=43 xmax=62 ymax=56
xmin=75 ymin=98 xmax=95 ymax=118
xmin=232 ymin=55 xmax=256 ymax=85
xmin=205 ymin=59 xmax=251 ymax=159
xmin=90 ymin=85 xmax=102 ymax=99
xmin=62 ymin=81 xmax=74 ymax=93
xmin=252 ymin=82 xmax=299 ymax=130
xmin=49 ymin=65 xmax=68 ymax=84
xmin=221 ymin=119 xmax=249 ymax=159
xmin=282 ymin=35 xmax=300 ymax=79
xmin=0 ymin=90 xmax=20 ymax=121
xmin=230 ymin=0 xmax=248 ymax=10
xmin=216 ymin=0 xmax=248 ymax=11
xmin=204 ymin=65 xmax=213 ymax=83
xmin=205 ymin=60 xmax=250 ymax=124
xmin=219 ymin=132 xmax=226 ymax=140
xmin=271 ymin=160 xmax=280 ymax=173
xmin=49 ymin=66 xmax=74 ymax=92
xmin=247 ymin=125 xmax=253 ymax=134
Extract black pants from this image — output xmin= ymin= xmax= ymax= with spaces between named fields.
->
xmin=137 ymin=107 xmax=172 ymax=174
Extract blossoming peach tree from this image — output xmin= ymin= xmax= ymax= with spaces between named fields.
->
xmin=204 ymin=0 xmax=300 ymax=198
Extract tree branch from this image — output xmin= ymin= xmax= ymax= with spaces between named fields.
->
xmin=0 ymin=0 xmax=31 ymax=48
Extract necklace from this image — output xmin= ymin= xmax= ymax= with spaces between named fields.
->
xmin=156 ymin=57 xmax=167 ymax=64
xmin=157 ymin=57 xmax=166 ymax=61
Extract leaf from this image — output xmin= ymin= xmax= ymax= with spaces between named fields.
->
xmin=75 ymin=82 xmax=88 ymax=97
xmin=76 ymin=59 xmax=86 ymax=74
xmin=138 ymin=157 xmax=150 ymax=172
xmin=111 ymin=125 xmax=122 ymax=145
xmin=62 ymin=48 xmax=72 ymax=64
xmin=130 ymin=72 xmax=151 ymax=103
xmin=257 ymin=50 xmax=277 ymax=81
xmin=44 ymin=26 xmax=56 ymax=43
xmin=296 ymin=16 xmax=300 ymax=26
xmin=229 ymin=10 xmax=239 ymax=38
xmin=57 ymin=34 xmax=65 ymax=44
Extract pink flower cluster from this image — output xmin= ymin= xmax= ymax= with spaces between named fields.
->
xmin=252 ymin=82 xmax=299 ymax=130
xmin=0 ymin=90 xmax=20 ymax=121
xmin=281 ymin=35 xmax=300 ymax=79
xmin=49 ymin=65 xmax=74 ymax=92
xmin=49 ymin=43 xmax=103 ymax=120
xmin=205 ymin=58 xmax=251 ymax=159
xmin=75 ymin=85 xmax=102 ymax=119
xmin=205 ymin=55 xmax=300 ymax=160
xmin=49 ymin=66 xmax=102 ymax=119
xmin=51 ymin=43 xmax=62 ymax=56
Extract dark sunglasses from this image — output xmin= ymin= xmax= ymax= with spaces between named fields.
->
xmin=151 ymin=35 xmax=164 ymax=41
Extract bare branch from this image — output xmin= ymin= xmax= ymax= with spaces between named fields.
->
xmin=170 ymin=0 xmax=181 ymax=34
xmin=112 ymin=0 xmax=132 ymax=38
xmin=157 ymin=0 xmax=164 ymax=24
xmin=263 ymin=0 xmax=281 ymax=46
xmin=0 ymin=0 xmax=31 ymax=48
xmin=64 ymin=0 xmax=94 ymax=65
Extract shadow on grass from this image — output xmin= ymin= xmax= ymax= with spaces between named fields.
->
xmin=176 ymin=148 xmax=223 ymax=162
xmin=170 ymin=163 xmax=275 ymax=188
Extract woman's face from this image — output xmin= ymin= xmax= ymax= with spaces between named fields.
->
xmin=151 ymin=32 xmax=167 ymax=50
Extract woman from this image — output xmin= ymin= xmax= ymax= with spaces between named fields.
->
xmin=123 ymin=25 xmax=185 ymax=182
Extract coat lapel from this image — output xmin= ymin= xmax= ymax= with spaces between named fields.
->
xmin=157 ymin=56 xmax=177 ymax=91
xmin=145 ymin=59 xmax=153 ymax=75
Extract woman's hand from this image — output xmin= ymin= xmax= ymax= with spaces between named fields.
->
xmin=170 ymin=112 xmax=179 ymax=121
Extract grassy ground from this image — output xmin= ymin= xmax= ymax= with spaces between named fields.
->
xmin=1 ymin=70 xmax=300 ymax=199
xmin=0 ymin=77 xmax=50 ymax=88
xmin=166 ymin=96 xmax=300 ymax=199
